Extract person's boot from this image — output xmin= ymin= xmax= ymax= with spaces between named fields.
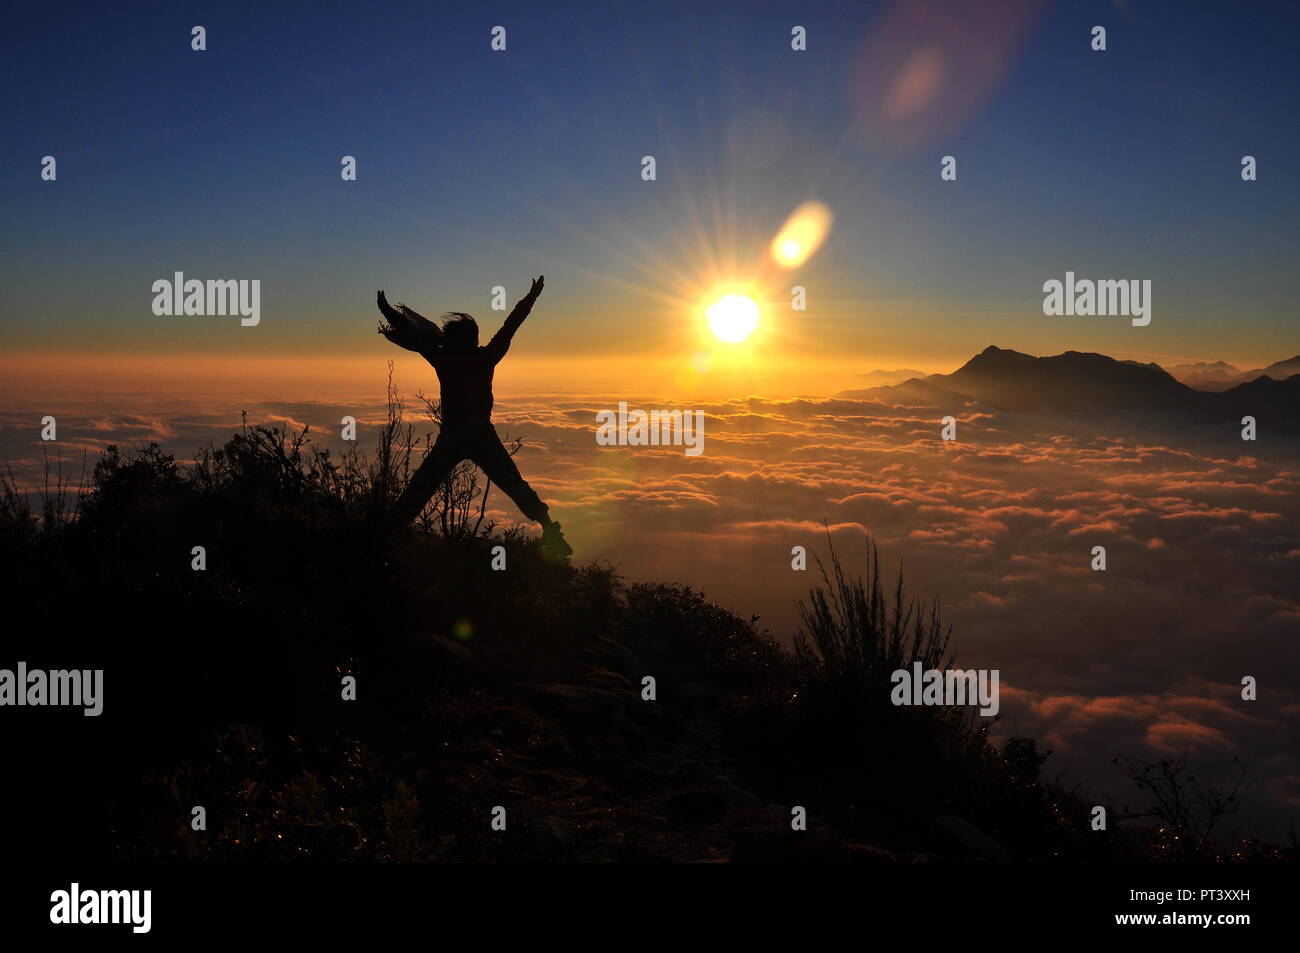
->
xmin=540 ymin=520 xmax=573 ymax=557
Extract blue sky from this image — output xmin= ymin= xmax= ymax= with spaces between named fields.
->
xmin=1 ymin=0 xmax=1296 ymax=374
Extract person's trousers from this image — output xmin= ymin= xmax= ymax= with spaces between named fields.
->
xmin=391 ymin=421 xmax=549 ymax=527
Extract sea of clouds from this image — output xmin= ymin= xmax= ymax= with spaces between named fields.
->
xmin=2 ymin=386 xmax=1296 ymax=836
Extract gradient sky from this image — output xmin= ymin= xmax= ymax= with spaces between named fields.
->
xmin=1 ymin=0 xmax=1297 ymax=398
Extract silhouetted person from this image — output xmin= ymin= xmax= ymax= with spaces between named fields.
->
xmin=376 ymin=275 xmax=572 ymax=556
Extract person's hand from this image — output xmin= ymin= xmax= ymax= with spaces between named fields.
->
xmin=528 ymin=275 xmax=545 ymax=298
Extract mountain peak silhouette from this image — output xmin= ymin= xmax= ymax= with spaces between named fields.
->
xmin=840 ymin=346 xmax=1300 ymax=431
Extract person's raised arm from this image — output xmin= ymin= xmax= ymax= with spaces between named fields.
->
xmin=376 ymin=290 xmax=442 ymax=356
xmin=484 ymin=275 xmax=544 ymax=363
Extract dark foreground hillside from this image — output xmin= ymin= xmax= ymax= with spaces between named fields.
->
xmin=1 ymin=418 xmax=1289 ymax=864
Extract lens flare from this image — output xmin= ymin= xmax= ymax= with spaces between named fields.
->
xmin=770 ymin=201 xmax=833 ymax=268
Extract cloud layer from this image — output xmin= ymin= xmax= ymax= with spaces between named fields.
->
xmin=3 ymin=385 xmax=1296 ymax=833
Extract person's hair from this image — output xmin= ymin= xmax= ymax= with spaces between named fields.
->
xmin=441 ymin=312 xmax=479 ymax=349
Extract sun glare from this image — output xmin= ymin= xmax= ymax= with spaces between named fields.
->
xmin=706 ymin=294 xmax=760 ymax=342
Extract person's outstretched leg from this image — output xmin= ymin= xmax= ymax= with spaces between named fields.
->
xmin=469 ymin=425 xmax=572 ymax=555
xmin=389 ymin=431 xmax=463 ymax=531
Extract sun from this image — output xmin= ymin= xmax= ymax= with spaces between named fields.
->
xmin=706 ymin=293 xmax=760 ymax=342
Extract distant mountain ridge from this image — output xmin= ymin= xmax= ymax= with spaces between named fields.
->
xmin=1166 ymin=355 xmax=1300 ymax=392
xmin=838 ymin=346 xmax=1300 ymax=431
xmin=851 ymin=368 xmax=927 ymax=386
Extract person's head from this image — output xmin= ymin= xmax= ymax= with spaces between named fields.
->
xmin=441 ymin=313 xmax=479 ymax=351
